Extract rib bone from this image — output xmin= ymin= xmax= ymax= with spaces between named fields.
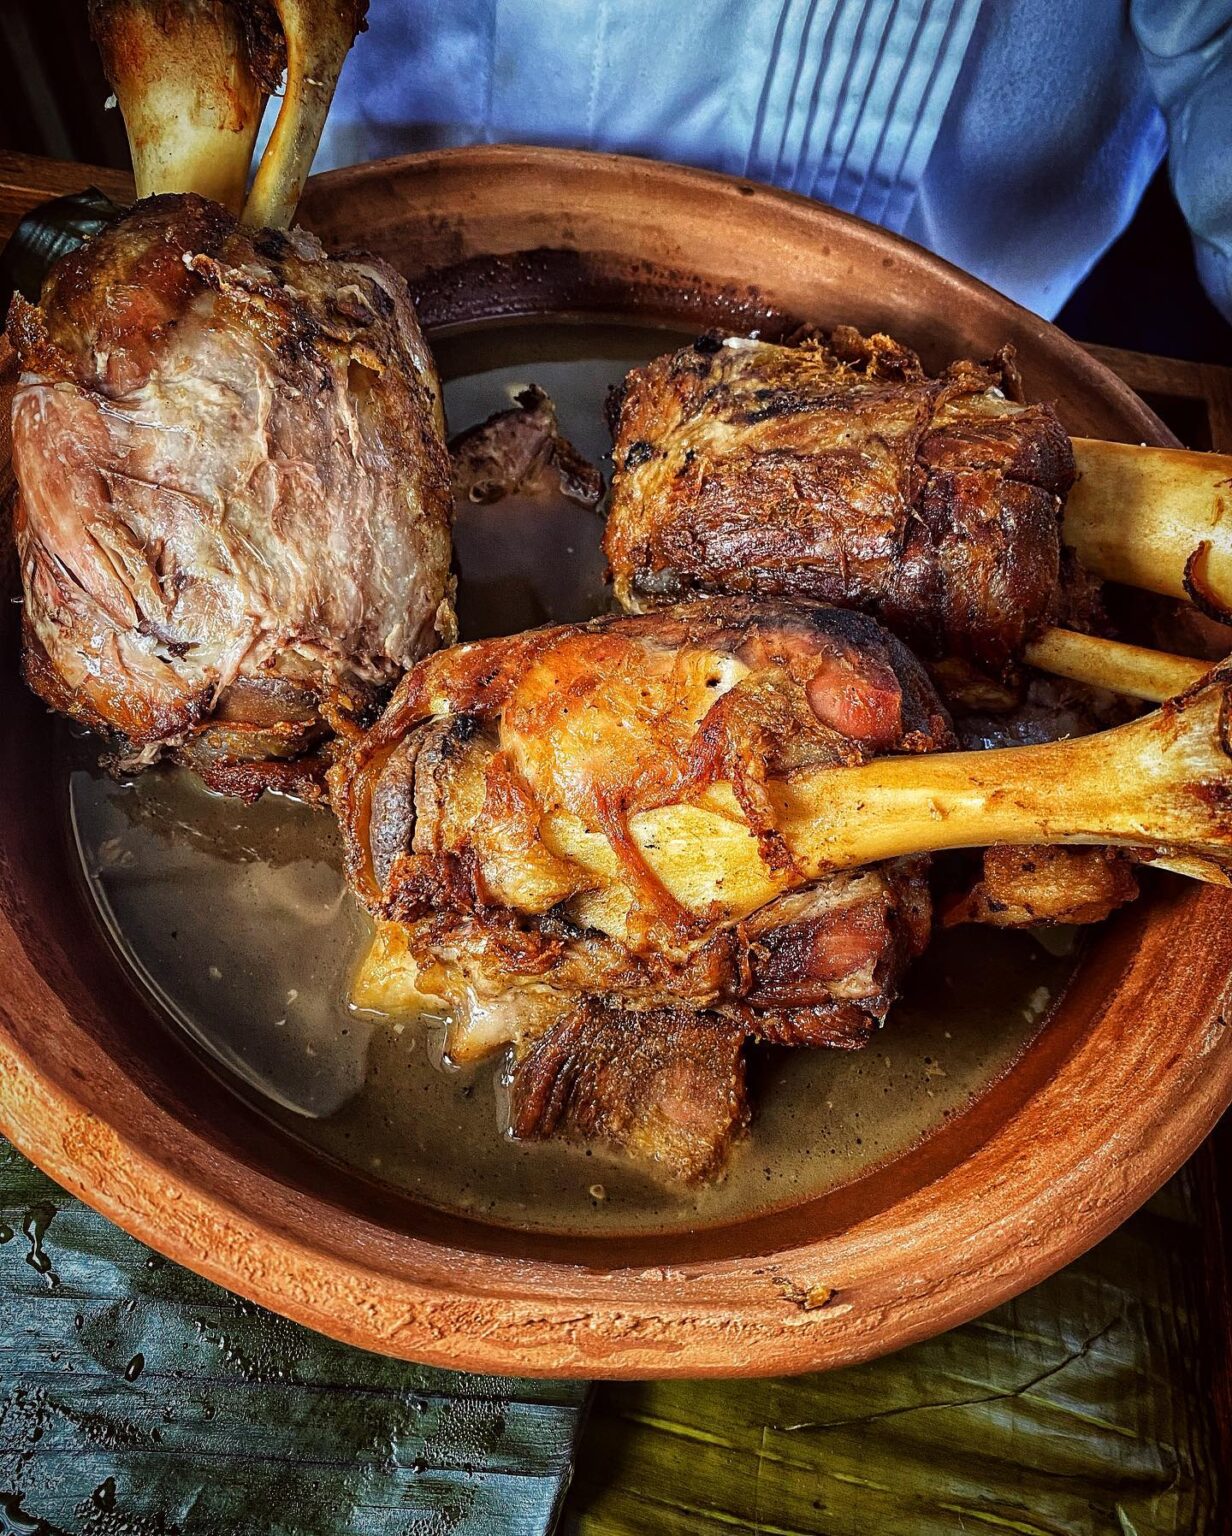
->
xmin=90 ymin=0 xmax=282 ymax=213
xmin=1068 ymin=439 xmax=1232 ymax=619
xmin=242 ymin=0 xmax=368 ymax=230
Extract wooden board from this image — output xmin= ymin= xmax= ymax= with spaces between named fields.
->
xmin=1 ymin=1138 xmax=590 ymax=1536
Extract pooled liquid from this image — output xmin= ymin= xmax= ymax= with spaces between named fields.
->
xmin=66 ymin=319 xmax=1080 ymax=1236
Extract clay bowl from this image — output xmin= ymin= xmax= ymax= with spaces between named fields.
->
xmin=2 ymin=146 xmax=1231 ymax=1379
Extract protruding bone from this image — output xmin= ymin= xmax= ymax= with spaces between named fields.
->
xmin=1067 ymin=438 xmax=1232 ymax=619
xmin=242 ymin=0 xmax=367 ymax=230
xmin=523 ymin=668 xmax=1232 ymax=935
xmin=1022 ymin=625 xmax=1208 ymax=704
xmin=90 ymin=0 xmax=282 ymax=214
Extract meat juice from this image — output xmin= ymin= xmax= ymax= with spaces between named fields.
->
xmin=65 ymin=320 xmax=1080 ymax=1236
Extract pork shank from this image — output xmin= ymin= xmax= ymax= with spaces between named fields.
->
xmin=605 ymin=328 xmax=1076 ymax=678
xmin=7 ymin=193 xmax=453 ymax=799
xmin=334 ymin=597 xmax=951 ymax=1174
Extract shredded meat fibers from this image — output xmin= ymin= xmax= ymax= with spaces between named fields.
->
xmin=8 ymin=193 xmax=454 ymax=798
xmin=508 ymin=1002 xmax=749 ymax=1183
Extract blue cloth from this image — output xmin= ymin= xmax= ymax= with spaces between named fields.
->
xmin=317 ymin=0 xmax=1232 ymax=323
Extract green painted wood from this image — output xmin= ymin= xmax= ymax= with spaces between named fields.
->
xmin=568 ymin=1165 xmax=1227 ymax=1536
xmin=0 ymin=1142 xmax=589 ymax=1536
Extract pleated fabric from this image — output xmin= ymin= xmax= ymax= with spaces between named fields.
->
xmin=319 ymin=0 xmax=982 ymax=235
xmin=742 ymin=0 xmax=982 ymax=232
xmin=313 ymin=0 xmax=1185 ymax=319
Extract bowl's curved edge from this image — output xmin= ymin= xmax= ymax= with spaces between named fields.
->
xmin=3 ymin=927 xmax=1230 ymax=1382
xmin=303 ymin=143 xmax=1178 ymax=450
xmin=2 ymin=146 xmax=1230 ymax=1379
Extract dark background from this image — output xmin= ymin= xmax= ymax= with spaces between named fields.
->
xmin=2 ymin=1 xmax=1230 ymax=365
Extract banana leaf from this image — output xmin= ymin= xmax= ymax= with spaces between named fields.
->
xmin=0 ymin=188 xmax=125 ymax=311
xmin=0 ymin=1140 xmax=589 ymax=1536
xmin=567 ymin=1163 xmax=1228 ymax=1536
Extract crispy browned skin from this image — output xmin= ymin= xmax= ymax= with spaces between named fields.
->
xmin=508 ymin=1002 xmax=748 ymax=1183
xmin=942 ymin=845 xmax=1139 ymax=927
xmin=332 ymin=596 xmax=951 ymax=1063
xmin=8 ymin=193 xmax=453 ymax=799
xmin=605 ymin=328 xmax=1075 ymax=676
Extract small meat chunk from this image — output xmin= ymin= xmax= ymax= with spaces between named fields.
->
xmin=942 ymin=845 xmax=1139 ymax=927
xmin=450 ymin=384 xmax=602 ymax=507
xmin=743 ymin=863 xmax=932 ymax=1045
xmin=508 ymin=1002 xmax=748 ymax=1183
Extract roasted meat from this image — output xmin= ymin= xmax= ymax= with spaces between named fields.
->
xmin=605 ymin=327 xmax=1223 ymax=928
xmin=606 ymin=328 xmax=1075 ymax=677
xmin=507 ymin=1002 xmax=748 ymax=1182
xmin=337 ymin=596 xmax=949 ymax=1048
xmin=337 ymin=598 xmax=1232 ymax=1177
xmin=942 ymin=845 xmax=1139 ymax=928
xmin=606 ymin=328 xmax=1232 ymax=680
xmin=8 ymin=193 xmax=454 ymax=799
xmin=450 ymin=385 xmax=603 ymax=508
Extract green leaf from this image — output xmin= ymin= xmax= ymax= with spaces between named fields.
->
xmin=0 ymin=188 xmax=126 ymax=310
xmin=0 ymin=1140 xmax=589 ymax=1536
xmin=567 ymin=1169 xmax=1223 ymax=1536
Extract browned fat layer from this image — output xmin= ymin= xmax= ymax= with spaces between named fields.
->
xmin=749 ymin=1002 xmax=878 ymax=1049
xmin=605 ymin=332 xmax=1076 ymax=676
xmin=21 ymin=617 xmax=212 ymax=749
xmin=381 ymin=849 xmax=491 ymax=925
xmin=918 ymin=401 xmax=1075 ymax=491
xmin=21 ymin=194 xmax=234 ymax=387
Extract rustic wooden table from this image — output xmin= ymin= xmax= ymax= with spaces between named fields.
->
xmin=1 ymin=150 xmax=1228 ymax=1536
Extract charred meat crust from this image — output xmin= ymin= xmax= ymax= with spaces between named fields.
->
xmin=507 ymin=1001 xmax=749 ymax=1183
xmin=604 ymin=329 xmax=1076 ymax=676
xmin=7 ymin=192 xmax=454 ymax=795
xmin=330 ymin=596 xmax=947 ymax=1054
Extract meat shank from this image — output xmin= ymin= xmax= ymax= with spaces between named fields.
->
xmin=605 ymin=329 xmax=1075 ymax=677
xmin=337 ymin=597 xmax=948 ymax=1049
xmin=8 ymin=194 xmax=454 ymax=799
